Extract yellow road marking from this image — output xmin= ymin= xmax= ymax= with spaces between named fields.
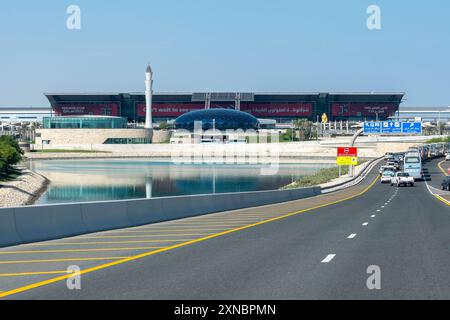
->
xmin=81 ymin=234 xmax=213 ymax=239
xmin=0 ymin=247 xmax=164 ymax=255
xmin=139 ymin=223 xmax=251 ymax=227
xmin=111 ymin=228 xmax=231 ymax=233
xmin=434 ymin=161 xmax=450 ymax=206
xmin=0 ymin=257 xmax=127 ymax=265
xmin=434 ymin=195 xmax=450 ymax=206
xmin=185 ymin=218 xmax=265 ymax=222
xmin=0 ymin=175 xmax=379 ymax=299
xmin=438 ymin=160 xmax=449 ymax=177
xmin=24 ymin=240 xmax=192 ymax=247
xmin=0 ymin=271 xmax=69 ymax=277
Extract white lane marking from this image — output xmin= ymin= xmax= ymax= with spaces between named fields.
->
xmin=322 ymin=254 xmax=336 ymax=263
xmin=348 ymin=234 xmax=357 ymax=239
xmin=362 ymin=222 xmax=369 ymax=226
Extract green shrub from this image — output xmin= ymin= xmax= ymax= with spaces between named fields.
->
xmin=282 ymin=166 xmax=350 ymax=189
xmin=0 ymin=136 xmax=23 ymax=175
xmin=426 ymin=136 xmax=450 ymax=143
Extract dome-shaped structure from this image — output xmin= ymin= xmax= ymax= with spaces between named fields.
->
xmin=174 ymin=108 xmax=260 ymax=131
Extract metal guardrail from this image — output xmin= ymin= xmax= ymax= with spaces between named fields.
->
xmin=321 ymin=157 xmax=383 ymax=192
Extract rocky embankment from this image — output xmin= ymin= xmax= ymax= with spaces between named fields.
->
xmin=0 ymin=169 xmax=49 ymax=207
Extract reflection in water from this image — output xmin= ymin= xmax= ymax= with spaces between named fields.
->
xmin=26 ymin=159 xmax=332 ymax=204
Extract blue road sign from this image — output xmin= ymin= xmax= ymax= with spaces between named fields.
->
xmin=402 ymin=122 xmax=422 ymax=134
xmin=364 ymin=122 xmax=422 ymax=135
xmin=363 ymin=122 xmax=382 ymax=134
xmin=381 ymin=121 xmax=402 ymax=134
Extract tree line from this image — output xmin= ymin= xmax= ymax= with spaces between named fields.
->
xmin=0 ymin=136 xmax=23 ymax=176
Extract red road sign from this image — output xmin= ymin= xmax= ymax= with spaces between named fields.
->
xmin=337 ymin=147 xmax=358 ymax=157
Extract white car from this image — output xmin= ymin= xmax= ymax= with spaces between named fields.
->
xmin=381 ymin=170 xmax=395 ymax=183
xmin=391 ymin=172 xmax=415 ymax=187
xmin=379 ymin=165 xmax=396 ymax=175
xmin=446 ymin=153 xmax=450 ymax=161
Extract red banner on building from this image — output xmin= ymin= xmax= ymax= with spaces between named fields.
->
xmin=337 ymin=147 xmax=358 ymax=157
xmin=136 ymin=103 xmax=205 ymax=117
xmin=240 ymin=103 xmax=313 ymax=117
xmin=332 ymin=103 xmax=397 ymax=117
xmin=53 ymin=103 xmax=120 ymax=116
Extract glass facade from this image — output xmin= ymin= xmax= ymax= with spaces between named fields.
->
xmin=43 ymin=116 xmax=127 ymax=129
xmin=174 ymin=109 xmax=260 ymax=131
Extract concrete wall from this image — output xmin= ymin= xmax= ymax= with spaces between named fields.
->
xmin=35 ymin=129 xmax=149 ymax=147
xmin=31 ymin=135 xmax=440 ymax=158
xmin=0 ymin=186 xmax=321 ymax=248
xmin=152 ymin=130 xmax=171 ymax=143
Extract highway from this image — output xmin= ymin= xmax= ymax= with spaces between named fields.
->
xmin=0 ymin=158 xmax=449 ymax=300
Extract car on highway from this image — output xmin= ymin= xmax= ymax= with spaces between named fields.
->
xmin=442 ymin=177 xmax=450 ymax=191
xmin=391 ymin=172 xmax=415 ymax=187
xmin=446 ymin=153 xmax=450 ymax=161
xmin=387 ymin=160 xmax=400 ymax=170
xmin=379 ymin=165 xmax=396 ymax=175
xmin=381 ymin=170 xmax=395 ymax=183
xmin=385 ymin=152 xmax=394 ymax=160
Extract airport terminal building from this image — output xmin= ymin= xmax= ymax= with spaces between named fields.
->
xmin=45 ymin=92 xmax=405 ymax=123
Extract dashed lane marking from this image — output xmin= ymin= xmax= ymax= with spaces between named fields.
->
xmin=321 ymin=254 xmax=336 ymax=263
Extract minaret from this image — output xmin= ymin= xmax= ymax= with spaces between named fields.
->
xmin=145 ymin=65 xmax=153 ymax=129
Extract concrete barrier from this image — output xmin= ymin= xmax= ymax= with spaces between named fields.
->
xmin=81 ymin=201 xmax=129 ymax=233
xmin=14 ymin=203 xmax=86 ymax=244
xmin=0 ymin=185 xmax=321 ymax=248
xmin=0 ymin=208 xmax=21 ymax=247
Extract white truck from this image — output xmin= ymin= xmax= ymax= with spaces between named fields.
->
xmin=391 ymin=172 xmax=415 ymax=187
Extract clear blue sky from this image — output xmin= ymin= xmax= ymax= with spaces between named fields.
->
xmin=1 ymin=0 xmax=449 ymax=106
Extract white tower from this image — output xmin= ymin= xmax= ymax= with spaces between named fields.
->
xmin=145 ymin=65 xmax=153 ymax=129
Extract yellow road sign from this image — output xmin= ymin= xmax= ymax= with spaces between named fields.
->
xmin=321 ymin=113 xmax=328 ymax=123
xmin=337 ymin=156 xmax=358 ymax=166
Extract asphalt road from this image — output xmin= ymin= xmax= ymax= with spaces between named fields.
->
xmin=1 ymin=158 xmax=449 ymax=300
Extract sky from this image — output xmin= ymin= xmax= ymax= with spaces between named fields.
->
xmin=0 ymin=0 xmax=449 ymax=107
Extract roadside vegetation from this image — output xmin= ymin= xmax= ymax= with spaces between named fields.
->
xmin=426 ymin=136 xmax=450 ymax=143
xmin=280 ymin=120 xmax=318 ymax=142
xmin=282 ymin=166 xmax=350 ymax=189
xmin=0 ymin=136 xmax=24 ymax=181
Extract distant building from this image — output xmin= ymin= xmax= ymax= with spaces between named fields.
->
xmin=392 ymin=106 xmax=450 ymax=122
xmin=44 ymin=92 xmax=405 ymax=123
xmin=43 ymin=116 xmax=127 ymax=129
xmin=0 ymin=106 xmax=52 ymax=122
xmin=171 ymin=109 xmax=259 ymax=144
xmin=35 ymin=116 xmax=151 ymax=148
